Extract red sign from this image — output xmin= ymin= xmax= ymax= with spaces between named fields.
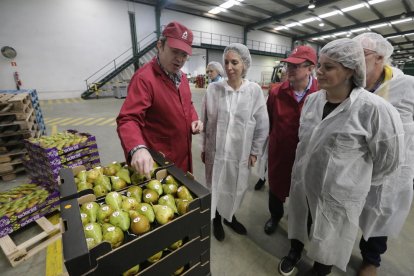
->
xmin=11 ymin=61 xmax=17 ymax=66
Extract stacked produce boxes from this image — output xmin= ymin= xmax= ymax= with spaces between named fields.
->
xmin=59 ymin=150 xmax=211 ymax=275
xmin=23 ymin=130 xmax=100 ymax=187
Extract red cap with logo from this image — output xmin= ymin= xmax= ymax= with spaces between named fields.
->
xmin=162 ymin=21 xmax=193 ymax=55
xmin=282 ymin=45 xmax=317 ymax=65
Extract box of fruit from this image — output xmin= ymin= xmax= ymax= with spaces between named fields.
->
xmin=0 ymin=184 xmax=60 ymax=228
xmin=24 ymin=130 xmax=97 ymax=158
xmin=59 ymin=151 xmax=211 ymax=276
xmin=0 ymin=200 xmax=60 ymax=238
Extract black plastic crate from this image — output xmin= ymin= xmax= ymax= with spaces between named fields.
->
xmin=59 ymin=150 xmax=211 ymax=276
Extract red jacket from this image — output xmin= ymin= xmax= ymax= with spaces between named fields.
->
xmin=117 ymin=57 xmax=198 ymax=173
xmin=267 ymin=78 xmax=318 ymax=201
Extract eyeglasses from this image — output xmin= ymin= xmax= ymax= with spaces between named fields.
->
xmin=286 ymin=63 xmax=311 ymax=69
xmin=363 ymin=50 xmax=377 ymax=57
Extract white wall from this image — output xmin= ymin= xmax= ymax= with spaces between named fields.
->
xmin=0 ymin=0 xmax=294 ymax=99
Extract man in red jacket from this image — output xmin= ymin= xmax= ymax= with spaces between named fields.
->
xmin=264 ymin=46 xmax=318 ymax=235
xmin=117 ymin=21 xmax=203 ymax=178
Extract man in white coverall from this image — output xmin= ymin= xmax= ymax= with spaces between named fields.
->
xmin=278 ymin=38 xmax=404 ymax=276
xmin=353 ymin=32 xmax=414 ymax=276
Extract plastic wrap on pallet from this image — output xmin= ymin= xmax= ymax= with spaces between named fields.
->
xmin=0 ymin=200 xmax=60 ymax=238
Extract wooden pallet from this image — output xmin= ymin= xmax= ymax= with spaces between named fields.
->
xmin=0 ymin=216 xmax=61 ymax=267
xmin=0 ymin=149 xmax=27 ymax=164
xmin=0 ymin=93 xmax=31 ymax=114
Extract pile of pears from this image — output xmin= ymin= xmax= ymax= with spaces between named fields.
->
xmin=27 ymin=131 xmax=89 ymax=150
xmin=74 ymin=161 xmax=159 ymax=197
xmin=80 ymin=174 xmax=194 ymax=275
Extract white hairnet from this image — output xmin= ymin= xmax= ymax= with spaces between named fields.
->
xmin=207 ymin=61 xmax=224 ymax=76
xmin=223 ymin=43 xmax=251 ymax=77
xmin=353 ymin=32 xmax=394 ymax=61
xmin=320 ymin=38 xmax=366 ymax=88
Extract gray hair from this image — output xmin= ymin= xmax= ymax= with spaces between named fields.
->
xmin=207 ymin=61 xmax=224 ymax=76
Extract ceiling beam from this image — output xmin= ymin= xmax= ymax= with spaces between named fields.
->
xmin=392 ymin=41 xmax=414 ymax=47
xmin=294 ymin=11 xmax=414 ymax=40
xmin=246 ymin=0 xmax=342 ymax=31
xmin=238 ymin=3 xmax=275 ymax=17
xmin=402 ymin=0 xmax=413 ymax=12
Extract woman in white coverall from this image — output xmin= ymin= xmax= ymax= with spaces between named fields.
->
xmin=278 ymin=38 xmax=404 ymax=276
xmin=201 ymin=43 xmax=269 ymax=241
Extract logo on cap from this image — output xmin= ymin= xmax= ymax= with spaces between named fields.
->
xmin=182 ymin=31 xmax=188 ymax=40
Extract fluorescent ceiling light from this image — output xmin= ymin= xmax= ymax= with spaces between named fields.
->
xmin=390 ymin=18 xmax=413 ymax=25
xmin=370 ymin=23 xmax=388 ymax=29
xmin=405 ymin=32 xmax=414 ymax=36
xmin=368 ymin=0 xmax=389 ymax=4
xmin=299 ymin=17 xmax=317 ymax=24
xmin=351 ymin=28 xmax=367 ymax=33
xmin=341 ymin=3 xmax=366 ymax=12
xmin=321 ymin=35 xmax=331 ymax=38
xmin=387 ymin=35 xmax=402 ymax=39
xmin=333 ymin=31 xmax=348 ymax=36
xmin=319 ymin=11 xmax=341 ymax=19
xmin=286 ymin=22 xmax=301 ymax=28
xmin=275 ymin=26 xmax=288 ymax=31
xmin=208 ymin=7 xmax=226 ymax=14
xmin=220 ymin=0 xmax=237 ymax=9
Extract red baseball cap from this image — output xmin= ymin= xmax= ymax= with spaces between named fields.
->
xmin=162 ymin=21 xmax=193 ymax=55
xmin=282 ymin=45 xmax=317 ymax=65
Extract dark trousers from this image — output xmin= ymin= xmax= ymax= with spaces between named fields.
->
xmin=359 ymin=236 xmax=388 ymax=267
xmin=290 ymin=208 xmax=333 ymax=275
xmin=268 ymin=191 xmax=284 ymax=220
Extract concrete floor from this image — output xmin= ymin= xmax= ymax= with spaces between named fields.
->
xmin=0 ymin=88 xmax=413 ymax=275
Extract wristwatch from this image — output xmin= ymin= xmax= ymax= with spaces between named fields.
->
xmin=129 ymin=145 xmax=147 ymax=158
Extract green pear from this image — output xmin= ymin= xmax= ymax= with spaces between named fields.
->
xmin=94 ymin=175 xmax=111 ymax=191
xmin=174 ymin=266 xmax=185 ymax=275
xmin=116 ymin=166 xmax=131 ymax=184
xmin=175 ymin=199 xmax=190 ymax=215
xmin=109 ymin=161 xmax=122 ymax=173
xmin=128 ymin=210 xmax=140 ymax=219
xmin=110 ymin=176 xmax=127 ymax=190
xmin=169 ymin=240 xmax=183 ymax=250
xmin=76 ymin=170 xmax=87 ymax=182
xmin=86 ymin=168 xmax=101 ymax=183
xmin=153 ymin=205 xmax=174 ymax=225
xmin=164 ymin=175 xmax=178 ymax=185
xmin=136 ymin=203 xmax=155 ymax=223
xmin=103 ymin=164 xmax=117 ymax=176
xmin=81 ymin=202 xmax=100 ymax=223
xmin=109 ymin=210 xmax=130 ymax=231
xmin=177 ymin=186 xmax=194 ymax=201
xmin=103 ymin=225 xmax=124 ymax=248
xmin=93 ymin=185 xmax=108 ymax=197
xmin=142 ymin=189 xmax=159 ymax=204
xmin=105 ymin=192 xmax=122 ymax=210
xmin=147 ymin=251 xmax=163 ymax=263
xmin=121 ymin=197 xmax=139 ymax=211
xmin=158 ymin=194 xmax=178 ymax=213
xmin=162 ymin=183 xmax=178 ymax=196
xmin=130 ymin=214 xmax=150 ymax=235
xmin=126 ymin=186 xmax=142 ymax=203
xmin=80 ymin=212 xmax=89 ymax=225
xmin=84 ymin=222 xmax=102 ymax=243
xmin=101 ymin=223 xmax=115 ymax=234
xmin=85 ymin=237 xmax=97 ymax=250
xmin=77 ymin=181 xmax=93 ymax=192
xmin=97 ymin=204 xmax=114 ymax=224
xmin=122 ymin=265 xmax=140 ymax=276
xmin=150 ymin=162 xmax=159 ymax=178
xmin=131 ymin=172 xmax=147 ymax=185
xmin=146 ymin=180 xmax=163 ymax=196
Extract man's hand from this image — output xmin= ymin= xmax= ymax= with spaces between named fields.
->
xmin=249 ymin=154 xmax=257 ymax=168
xmin=191 ymin=120 xmax=203 ymax=134
xmin=130 ymin=148 xmax=153 ymax=179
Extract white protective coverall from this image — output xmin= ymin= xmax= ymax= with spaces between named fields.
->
xmin=288 ymin=87 xmax=404 ymax=271
xmin=359 ymin=66 xmax=414 ymax=238
xmin=201 ymin=79 xmax=269 ymax=221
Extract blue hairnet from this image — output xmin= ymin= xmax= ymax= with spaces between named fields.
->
xmin=320 ymin=38 xmax=366 ymax=88
xmin=223 ymin=43 xmax=251 ymax=77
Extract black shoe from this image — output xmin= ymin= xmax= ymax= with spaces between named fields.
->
xmin=264 ymin=217 xmax=279 ymax=235
xmin=278 ymin=250 xmax=302 ymax=276
xmin=213 ymin=217 xmax=225 ymax=241
xmin=254 ymin=178 xmax=265 ymax=190
xmin=223 ymin=216 xmax=247 ymax=235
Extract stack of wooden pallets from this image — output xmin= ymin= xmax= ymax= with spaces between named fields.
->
xmin=0 ymin=93 xmax=43 ymax=181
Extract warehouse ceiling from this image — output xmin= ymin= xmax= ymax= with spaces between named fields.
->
xmin=129 ymin=0 xmax=414 ymax=64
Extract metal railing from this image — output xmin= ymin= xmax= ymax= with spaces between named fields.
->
xmin=192 ymin=30 xmax=290 ymax=55
xmin=84 ymin=31 xmax=158 ymax=89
